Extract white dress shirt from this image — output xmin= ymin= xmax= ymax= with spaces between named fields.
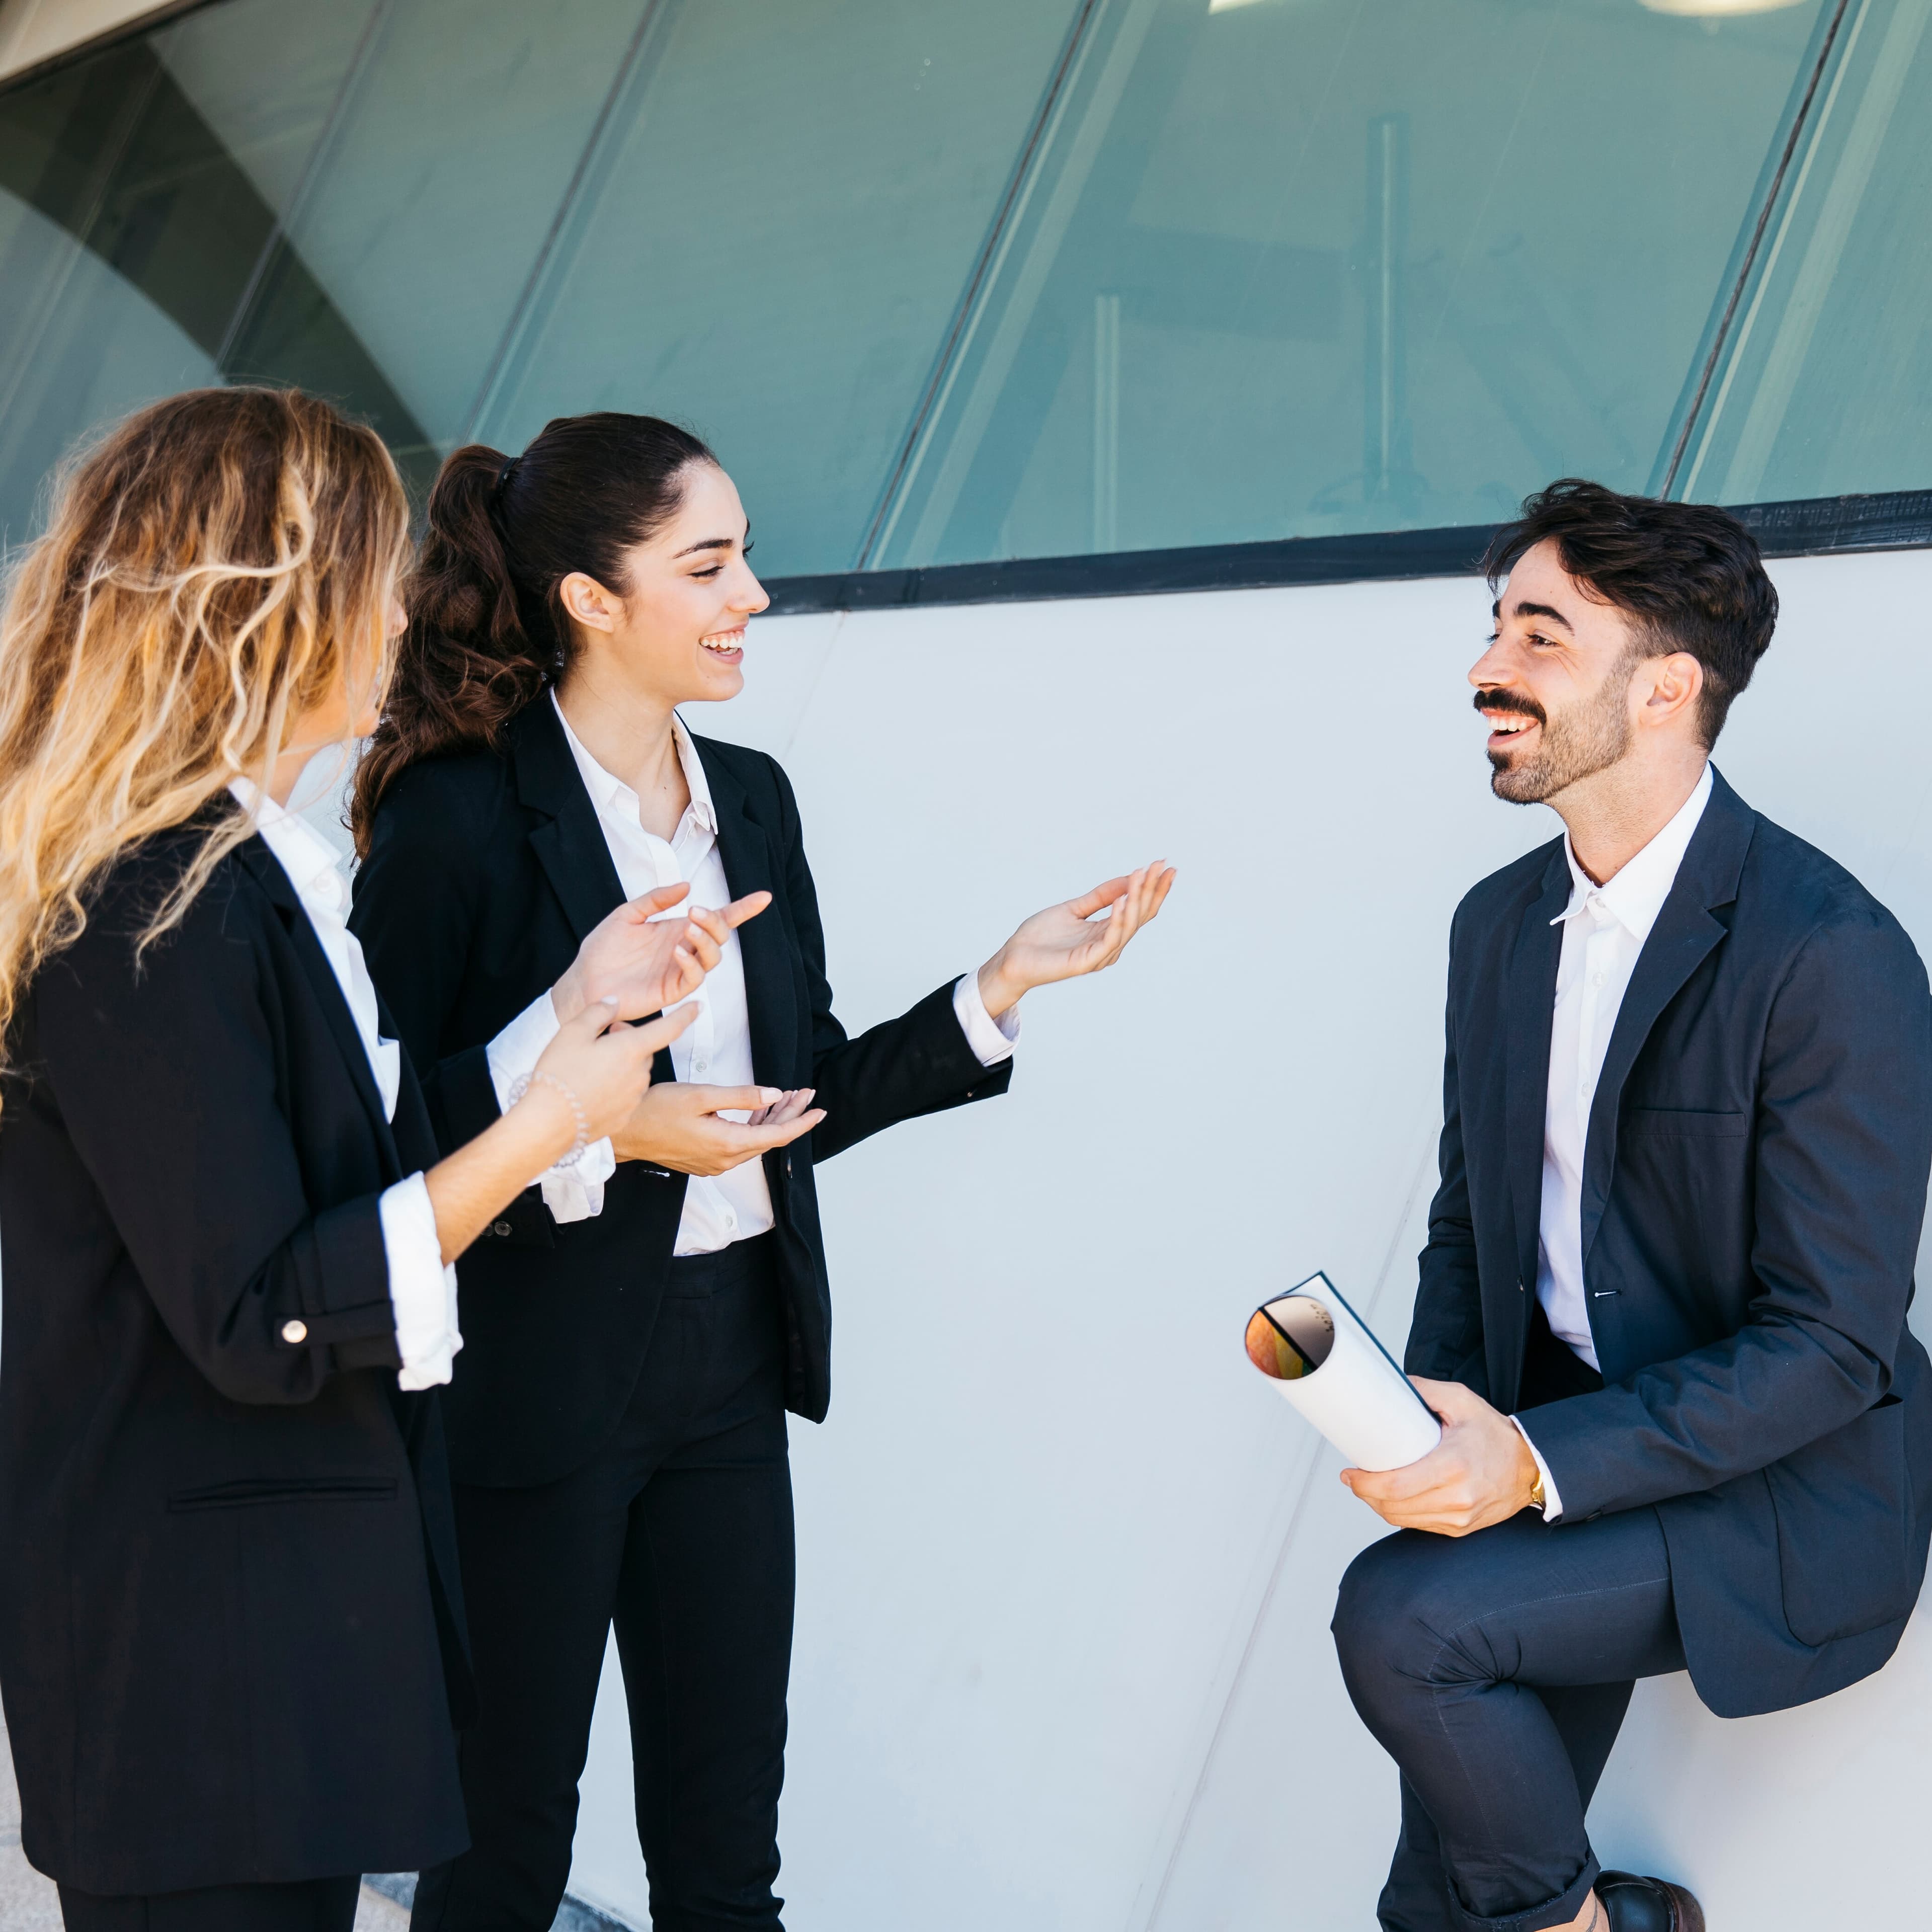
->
xmin=1514 ymin=762 xmax=1713 ymax=1518
xmin=486 ymin=696 xmax=1018 ymax=1254
xmin=231 ymin=781 xmax=460 ymax=1390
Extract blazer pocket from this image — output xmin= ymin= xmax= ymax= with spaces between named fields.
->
xmin=1622 ymin=1107 xmax=1749 ymax=1138
xmin=1766 ymin=1401 xmax=1916 ymax=1646
xmin=168 ymin=1476 xmax=399 ymax=1512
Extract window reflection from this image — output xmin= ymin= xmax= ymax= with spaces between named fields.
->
xmin=1674 ymin=0 xmax=1932 ymax=505
xmin=870 ymin=0 xmax=1830 ymax=566
xmin=0 ymin=3 xmax=391 ymax=539
xmin=474 ymin=0 xmax=1088 ymax=577
xmin=0 ymin=0 xmax=1925 ymax=574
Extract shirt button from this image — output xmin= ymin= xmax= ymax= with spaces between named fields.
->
xmin=693 ymin=1058 xmax=709 ymax=1075
xmin=493 ymin=1220 xmax=512 ymax=1238
xmin=281 ymin=1319 xmax=308 ymax=1344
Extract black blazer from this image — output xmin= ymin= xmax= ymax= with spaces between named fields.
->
xmin=350 ymin=698 xmax=1011 ymax=1488
xmin=0 ymin=826 xmax=469 ymax=1895
xmin=1411 ymin=768 xmax=1932 ymax=1718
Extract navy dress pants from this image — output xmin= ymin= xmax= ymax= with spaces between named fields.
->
xmin=1334 ymin=1507 xmax=1684 ymax=1932
xmin=412 ymin=1235 xmax=794 ymax=1932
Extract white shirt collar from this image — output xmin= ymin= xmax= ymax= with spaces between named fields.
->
xmin=1554 ymin=762 xmax=1715 ymax=945
xmin=549 ymin=691 xmax=715 ymax=839
xmin=228 ymin=777 xmax=350 ymax=918
xmin=228 ymin=776 xmax=401 ymax=1122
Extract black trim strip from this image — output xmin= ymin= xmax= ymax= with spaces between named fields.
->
xmin=1730 ymin=490 xmax=1932 ymax=555
xmin=762 ymin=490 xmax=1932 ymax=614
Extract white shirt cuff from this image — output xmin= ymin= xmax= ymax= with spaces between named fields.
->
xmin=485 ymin=989 xmax=615 ymax=1223
xmin=1510 ymin=1415 xmax=1564 ymax=1521
xmin=952 ymin=972 xmax=1019 ymax=1067
xmin=379 ymin=1172 xmax=462 ymax=1391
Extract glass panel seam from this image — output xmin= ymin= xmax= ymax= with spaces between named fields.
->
xmin=456 ymin=0 xmax=670 ymax=451
xmin=1658 ymin=0 xmax=1854 ymax=499
xmin=1683 ymin=0 xmax=1930 ymax=505
xmin=852 ymin=0 xmax=1107 ymax=572
xmin=212 ymin=0 xmax=396 ymax=374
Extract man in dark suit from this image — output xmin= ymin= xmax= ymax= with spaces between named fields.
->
xmin=1330 ymin=480 xmax=1932 ymax=1932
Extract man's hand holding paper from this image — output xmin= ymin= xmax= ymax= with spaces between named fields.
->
xmin=1340 ymin=1378 xmax=1542 ymax=1538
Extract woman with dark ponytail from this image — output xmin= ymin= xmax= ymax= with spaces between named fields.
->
xmin=349 ymin=412 xmax=1174 ymax=1931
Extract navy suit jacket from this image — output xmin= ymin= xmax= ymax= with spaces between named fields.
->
xmin=1408 ymin=767 xmax=1932 ymax=1717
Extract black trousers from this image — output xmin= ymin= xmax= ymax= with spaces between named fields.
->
xmin=1332 ymin=1315 xmax=1686 ymax=1932
xmin=412 ymin=1235 xmax=793 ymax=1932
xmin=58 ymin=1877 xmax=360 ymax=1931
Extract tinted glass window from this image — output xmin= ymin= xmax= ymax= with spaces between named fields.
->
xmin=0 ymin=2 xmax=373 ymax=539
xmin=1 ymin=0 xmax=1927 ymax=574
xmin=473 ymin=0 xmax=1086 ymax=576
xmin=869 ymin=0 xmax=1831 ymax=567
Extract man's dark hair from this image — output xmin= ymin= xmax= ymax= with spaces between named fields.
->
xmin=1482 ymin=478 xmax=1778 ymax=748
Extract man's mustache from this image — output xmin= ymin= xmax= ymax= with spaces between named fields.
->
xmin=1473 ymin=686 xmax=1547 ymax=727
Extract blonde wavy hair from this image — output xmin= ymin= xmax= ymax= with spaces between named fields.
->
xmin=0 ymin=387 xmax=410 ymax=1096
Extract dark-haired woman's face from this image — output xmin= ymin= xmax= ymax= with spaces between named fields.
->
xmin=559 ymin=461 xmax=768 ymax=710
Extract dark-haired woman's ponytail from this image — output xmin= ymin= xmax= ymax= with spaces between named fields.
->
xmin=351 ymin=411 xmax=716 ymax=853
xmin=351 ymin=443 xmax=552 ymax=852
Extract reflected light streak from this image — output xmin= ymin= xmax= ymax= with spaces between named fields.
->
xmin=1639 ymin=0 xmax=1810 ymax=15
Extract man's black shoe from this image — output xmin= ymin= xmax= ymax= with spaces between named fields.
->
xmin=1595 ymin=1870 xmax=1706 ymax=1932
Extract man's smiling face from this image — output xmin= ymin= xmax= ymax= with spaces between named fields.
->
xmin=1468 ymin=539 xmax=1646 ymax=806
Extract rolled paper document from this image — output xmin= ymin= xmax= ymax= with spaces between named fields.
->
xmin=1244 ymin=1271 xmax=1443 ymax=1471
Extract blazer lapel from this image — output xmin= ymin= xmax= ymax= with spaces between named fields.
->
xmin=1504 ymin=844 xmax=1572 ymax=1300
xmin=236 ymin=838 xmax=404 ymax=1181
xmin=694 ymin=737 xmax=797 ymax=1087
xmin=511 ymin=698 xmax=627 ymax=945
xmin=1578 ymin=768 xmax=1755 ymax=1267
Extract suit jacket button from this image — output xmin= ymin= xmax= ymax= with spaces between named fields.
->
xmin=492 ymin=1220 xmax=513 ymax=1238
xmin=281 ymin=1319 xmax=308 ymax=1344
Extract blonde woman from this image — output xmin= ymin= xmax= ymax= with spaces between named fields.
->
xmin=0 ymin=389 xmax=760 ymax=1932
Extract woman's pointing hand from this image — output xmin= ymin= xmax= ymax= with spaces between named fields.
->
xmin=552 ymin=886 xmax=771 ymax=1023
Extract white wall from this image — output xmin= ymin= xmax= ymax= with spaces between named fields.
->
xmin=0 ymin=0 xmax=170 ymax=82
xmin=557 ymin=548 xmax=1932 ymax=1931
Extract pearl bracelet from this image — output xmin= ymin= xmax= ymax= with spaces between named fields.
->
xmin=507 ymin=1069 xmax=590 ymax=1170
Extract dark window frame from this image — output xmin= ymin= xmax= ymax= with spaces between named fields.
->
xmin=761 ymin=489 xmax=1932 ymax=614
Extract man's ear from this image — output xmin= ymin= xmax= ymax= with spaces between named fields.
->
xmin=1641 ymin=651 xmax=1704 ymax=729
xmin=558 ymin=570 xmax=620 ymax=635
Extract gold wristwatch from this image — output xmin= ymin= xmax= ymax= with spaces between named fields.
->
xmin=1527 ymin=1466 xmax=1546 ymax=1514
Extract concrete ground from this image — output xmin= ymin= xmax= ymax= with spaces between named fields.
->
xmin=2 ymin=1705 xmax=408 ymax=1930
xmin=0 ymin=1709 xmax=57 ymax=1931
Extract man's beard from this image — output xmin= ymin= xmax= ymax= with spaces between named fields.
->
xmin=1480 ymin=650 xmax=1637 ymax=804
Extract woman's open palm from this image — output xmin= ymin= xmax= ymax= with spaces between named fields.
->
xmin=980 ymin=862 xmax=1175 ymax=1015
